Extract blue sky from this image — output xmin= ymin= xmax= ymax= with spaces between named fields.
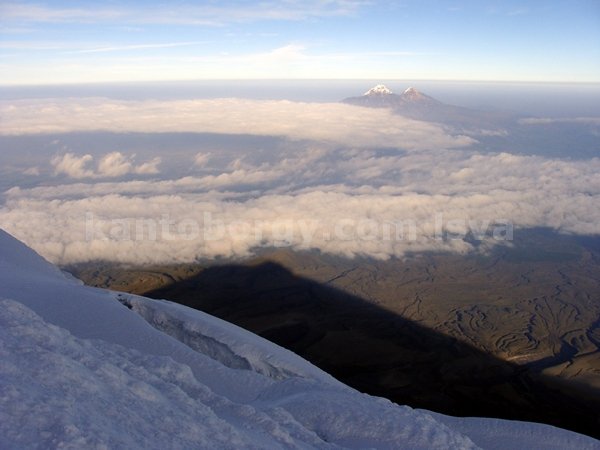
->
xmin=1 ymin=0 xmax=599 ymax=84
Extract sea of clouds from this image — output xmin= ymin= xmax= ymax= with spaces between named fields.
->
xmin=0 ymin=97 xmax=599 ymax=264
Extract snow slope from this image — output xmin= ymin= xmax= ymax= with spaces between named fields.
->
xmin=0 ymin=229 xmax=598 ymax=449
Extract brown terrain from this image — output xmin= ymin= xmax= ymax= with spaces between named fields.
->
xmin=66 ymin=228 xmax=600 ymax=438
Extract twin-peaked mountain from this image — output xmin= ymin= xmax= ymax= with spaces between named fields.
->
xmin=342 ymin=84 xmax=515 ymax=131
xmin=343 ymin=84 xmax=441 ymax=109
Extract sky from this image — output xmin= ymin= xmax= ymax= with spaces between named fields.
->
xmin=1 ymin=0 xmax=599 ymax=84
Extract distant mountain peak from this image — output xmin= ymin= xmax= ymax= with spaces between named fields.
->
xmin=342 ymin=84 xmax=444 ymax=111
xmin=364 ymin=84 xmax=393 ymax=96
xmin=401 ymin=87 xmax=426 ymax=101
xmin=342 ymin=85 xmax=516 ymax=130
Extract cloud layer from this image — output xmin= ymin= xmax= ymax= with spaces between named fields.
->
xmin=0 ymin=97 xmax=474 ymax=150
xmin=2 ymin=143 xmax=599 ymax=265
xmin=1 ymin=97 xmax=598 ymax=265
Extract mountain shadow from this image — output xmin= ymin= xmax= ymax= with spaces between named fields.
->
xmin=142 ymin=261 xmax=600 ymax=439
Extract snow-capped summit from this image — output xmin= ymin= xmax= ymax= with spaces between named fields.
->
xmin=0 ymin=228 xmax=598 ymax=449
xmin=400 ymin=86 xmax=441 ymax=105
xmin=402 ymin=86 xmax=422 ymax=99
xmin=343 ymin=85 xmax=440 ymax=109
xmin=364 ymin=84 xmax=393 ymax=95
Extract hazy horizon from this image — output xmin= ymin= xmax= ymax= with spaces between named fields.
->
xmin=2 ymin=79 xmax=600 ymax=117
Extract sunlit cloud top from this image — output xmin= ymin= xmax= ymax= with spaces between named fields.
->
xmin=1 ymin=0 xmax=599 ymax=84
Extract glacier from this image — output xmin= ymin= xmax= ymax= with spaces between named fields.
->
xmin=0 ymin=229 xmax=598 ymax=449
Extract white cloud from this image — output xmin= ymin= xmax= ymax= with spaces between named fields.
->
xmin=0 ymin=2 xmax=122 ymax=23
xmin=0 ymin=43 xmax=432 ymax=84
xmin=0 ymin=1 xmax=365 ymax=25
xmin=67 ymin=41 xmax=209 ymax=54
xmin=51 ymin=153 xmax=94 ymax=178
xmin=133 ymin=157 xmax=161 ymax=175
xmin=194 ymin=152 xmax=211 ymax=168
xmin=51 ymin=152 xmax=160 ymax=179
xmin=97 ymin=152 xmax=133 ymax=177
xmin=22 ymin=166 xmax=40 ymax=176
xmin=519 ymin=117 xmax=600 ymax=126
xmin=0 ymin=98 xmax=475 ymax=150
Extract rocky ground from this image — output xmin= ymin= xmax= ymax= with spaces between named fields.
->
xmin=66 ymin=228 xmax=600 ymax=438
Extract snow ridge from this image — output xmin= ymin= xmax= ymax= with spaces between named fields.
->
xmin=117 ymin=294 xmax=324 ymax=381
xmin=0 ymin=295 xmax=479 ymax=450
xmin=0 ymin=297 xmax=326 ymax=449
xmin=364 ymin=84 xmax=393 ymax=95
